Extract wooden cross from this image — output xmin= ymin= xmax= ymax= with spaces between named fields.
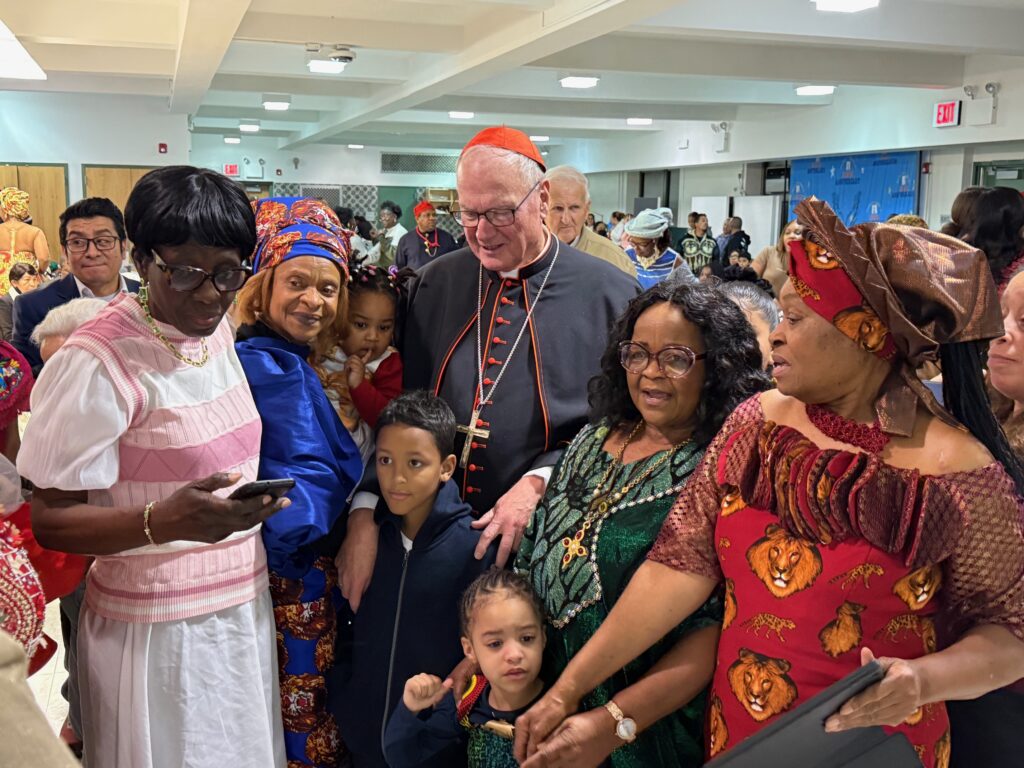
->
xmin=456 ymin=408 xmax=491 ymax=468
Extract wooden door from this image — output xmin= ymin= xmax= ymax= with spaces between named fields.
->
xmin=0 ymin=166 xmax=18 ymax=189
xmin=83 ymin=165 xmax=160 ymax=221
xmin=13 ymin=165 xmax=67 ymax=263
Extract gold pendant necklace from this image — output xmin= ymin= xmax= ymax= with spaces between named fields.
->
xmin=135 ymin=289 xmax=210 ymax=368
xmin=560 ymin=423 xmax=689 ymax=570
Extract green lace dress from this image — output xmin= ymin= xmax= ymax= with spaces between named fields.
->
xmin=515 ymin=422 xmax=721 ymax=768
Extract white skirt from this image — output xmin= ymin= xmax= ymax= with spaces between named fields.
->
xmin=78 ymin=590 xmax=286 ymax=768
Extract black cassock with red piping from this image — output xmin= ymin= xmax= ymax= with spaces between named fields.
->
xmin=400 ymin=238 xmax=640 ymax=513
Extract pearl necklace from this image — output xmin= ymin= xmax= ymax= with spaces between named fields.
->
xmin=135 ymin=289 xmax=209 ymax=368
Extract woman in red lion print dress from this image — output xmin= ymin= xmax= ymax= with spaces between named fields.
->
xmin=514 ymin=198 xmax=1024 ymax=768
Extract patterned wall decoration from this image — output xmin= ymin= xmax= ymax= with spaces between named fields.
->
xmin=341 ymin=185 xmax=378 ymax=219
xmin=272 ymin=182 xmax=301 ymax=197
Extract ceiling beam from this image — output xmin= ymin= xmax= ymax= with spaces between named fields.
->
xmin=210 ymin=74 xmax=383 ymax=98
xmin=632 ymin=0 xmax=1024 ymax=56
xmin=196 ymin=105 xmax=322 ymax=123
xmin=0 ymin=1 xmax=178 ymax=49
xmin=282 ymin=0 xmax=686 ymax=148
xmin=169 ymin=0 xmax=254 ymax=113
xmin=235 ymin=11 xmax=464 ymax=53
xmin=531 ymin=34 xmax=965 ymax=88
xmin=414 ymin=95 xmax=738 ymax=121
xmin=22 ymin=42 xmax=176 ymax=77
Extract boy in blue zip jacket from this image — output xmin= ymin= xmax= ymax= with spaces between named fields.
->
xmin=329 ymin=391 xmax=497 ymax=768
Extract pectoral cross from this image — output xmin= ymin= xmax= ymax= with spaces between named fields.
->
xmin=456 ymin=408 xmax=490 ymax=468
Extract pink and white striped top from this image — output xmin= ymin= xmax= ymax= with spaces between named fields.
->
xmin=19 ymin=294 xmax=267 ymax=623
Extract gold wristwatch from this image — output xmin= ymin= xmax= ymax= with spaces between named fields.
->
xmin=604 ymin=700 xmax=637 ymax=744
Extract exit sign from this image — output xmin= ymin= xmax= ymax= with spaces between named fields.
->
xmin=223 ymin=163 xmax=240 ymax=176
xmin=933 ymin=100 xmax=962 ymax=128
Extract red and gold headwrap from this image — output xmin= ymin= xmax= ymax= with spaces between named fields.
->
xmin=788 ymin=197 xmax=1002 ymax=436
xmin=251 ymin=197 xmax=351 ymax=278
xmin=413 ymin=200 xmax=435 ymax=218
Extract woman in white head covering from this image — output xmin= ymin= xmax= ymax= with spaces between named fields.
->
xmin=624 ymin=207 xmax=695 ymax=289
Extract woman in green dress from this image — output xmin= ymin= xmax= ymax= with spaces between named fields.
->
xmin=514 ymin=279 xmax=771 ymax=767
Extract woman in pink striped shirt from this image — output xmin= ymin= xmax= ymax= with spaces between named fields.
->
xmin=18 ymin=166 xmax=289 ymax=768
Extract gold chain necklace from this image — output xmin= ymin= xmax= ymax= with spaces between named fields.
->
xmin=560 ymin=422 xmax=689 ymax=570
xmin=134 ymin=289 xmax=209 ymax=368
xmin=634 ymin=251 xmax=660 ymax=269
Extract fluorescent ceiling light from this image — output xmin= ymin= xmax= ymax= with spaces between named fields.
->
xmin=239 ymin=120 xmax=260 ymax=133
xmin=560 ymin=76 xmax=599 ymax=89
xmin=307 ymin=59 xmax=347 ymax=75
xmin=813 ymin=0 xmax=879 ymax=12
xmin=541 ymin=151 xmax=549 ymax=156
xmin=449 ymin=111 xmax=474 ymax=119
xmin=0 ymin=21 xmax=46 ymax=80
xmin=626 ymin=117 xmax=653 ymax=126
xmin=796 ymin=85 xmax=836 ymax=96
xmin=262 ymin=93 xmax=291 ymax=111
xmin=529 ymin=135 xmax=550 ymax=142
xmin=347 ymin=144 xmax=365 ymax=149
xmin=224 ymin=136 xmax=241 ymax=145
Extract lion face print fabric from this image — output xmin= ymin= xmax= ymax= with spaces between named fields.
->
xmin=708 ymin=492 xmax=949 ymax=767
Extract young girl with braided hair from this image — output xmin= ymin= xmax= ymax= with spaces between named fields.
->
xmin=385 ymin=568 xmax=547 ymax=768
xmin=316 ymin=262 xmax=407 ymax=461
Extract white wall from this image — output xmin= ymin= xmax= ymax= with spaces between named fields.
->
xmin=678 ymin=164 xmax=744 ymax=220
xmin=188 ymin=134 xmax=457 ymax=189
xmin=0 ymin=91 xmax=189 ymax=201
xmin=585 ymin=171 xmax=628 ymax=221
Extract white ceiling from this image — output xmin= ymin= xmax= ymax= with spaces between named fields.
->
xmin=2 ymin=0 xmax=1023 ymax=154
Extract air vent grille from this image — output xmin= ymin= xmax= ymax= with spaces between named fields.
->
xmin=381 ymin=153 xmax=458 ymax=174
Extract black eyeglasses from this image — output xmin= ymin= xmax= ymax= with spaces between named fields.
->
xmin=451 ymin=179 xmax=542 ymax=227
xmin=151 ymin=251 xmax=249 ymax=293
xmin=65 ymin=236 xmax=121 ymax=255
xmin=619 ymin=341 xmax=706 ymax=379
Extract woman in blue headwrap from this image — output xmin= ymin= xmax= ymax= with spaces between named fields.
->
xmin=235 ymin=198 xmax=364 ymax=768
xmin=624 ymin=208 xmax=695 ymax=290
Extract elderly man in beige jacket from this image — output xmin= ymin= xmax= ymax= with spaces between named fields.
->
xmin=544 ymin=165 xmax=637 ymax=279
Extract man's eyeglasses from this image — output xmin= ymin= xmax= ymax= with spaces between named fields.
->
xmin=151 ymin=251 xmax=249 ymax=293
xmin=451 ymin=179 xmax=542 ymax=228
xmin=619 ymin=341 xmax=706 ymax=379
xmin=64 ymin=236 xmax=121 ymax=255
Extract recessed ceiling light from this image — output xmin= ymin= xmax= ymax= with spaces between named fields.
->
xmin=449 ymin=111 xmax=474 ymax=119
xmin=541 ymin=151 xmax=549 ymax=156
xmin=307 ymin=59 xmax=347 ymax=75
xmin=224 ymin=136 xmax=241 ymax=145
xmin=347 ymin=144 xmax=365 ymax=149
xmin=529 ymin=135 xmax=550 ymax=142
xmin=813 ymin=0 xmax=879 ymax=12
xmin=262 ymin=93 xmax=291 ymax=111
xmin=239 ymin=120 xmax=260 ymax=133
xmin=0 ymin=21 xmax=45 ymax=80
xmin=560 ymin=76 xmax=599 ymax=89
xmin=626 ymin=117 xmax=653 ymax=126
xmin=795 ymin=85 xmax=836 ymax=96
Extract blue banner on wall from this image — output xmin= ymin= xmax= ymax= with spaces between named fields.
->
xmin=789 ymin=151 xmax=920 ymax=227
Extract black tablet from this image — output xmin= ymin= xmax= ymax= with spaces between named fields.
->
xmin=706 ymin=661 xmax=920 ymax=767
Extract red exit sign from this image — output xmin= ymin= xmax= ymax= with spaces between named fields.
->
xmin=933 ymin=100 xmax=962 ymax=128
xmin=223 ymin=163 xmax=240 ymax=176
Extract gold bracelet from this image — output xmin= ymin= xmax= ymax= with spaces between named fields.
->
xmin=143 ymin=501 xmax=157 ymax=546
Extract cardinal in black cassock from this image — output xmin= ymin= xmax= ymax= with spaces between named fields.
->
xmin=402 ymin=234 xmax=639 ymax=512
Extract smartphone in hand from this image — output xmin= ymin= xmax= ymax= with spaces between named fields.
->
xmin=228 ymin=478 xmax=295 ymax=501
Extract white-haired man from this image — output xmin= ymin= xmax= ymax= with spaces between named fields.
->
xmin=544 ymin=165 xmax=636 ymax=278
xmin=339 ymin=127 xmax=639 ymax=594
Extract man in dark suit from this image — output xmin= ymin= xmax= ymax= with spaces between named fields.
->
xmin=12 ymin=197 xmax=139 ymax=373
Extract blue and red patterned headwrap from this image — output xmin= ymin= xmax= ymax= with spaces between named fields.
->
xmin=251 ymin=197 xmax=352 ymax=277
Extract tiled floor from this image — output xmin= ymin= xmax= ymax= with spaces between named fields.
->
xmin=27 ymin=600 xmax=69 ymax=734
